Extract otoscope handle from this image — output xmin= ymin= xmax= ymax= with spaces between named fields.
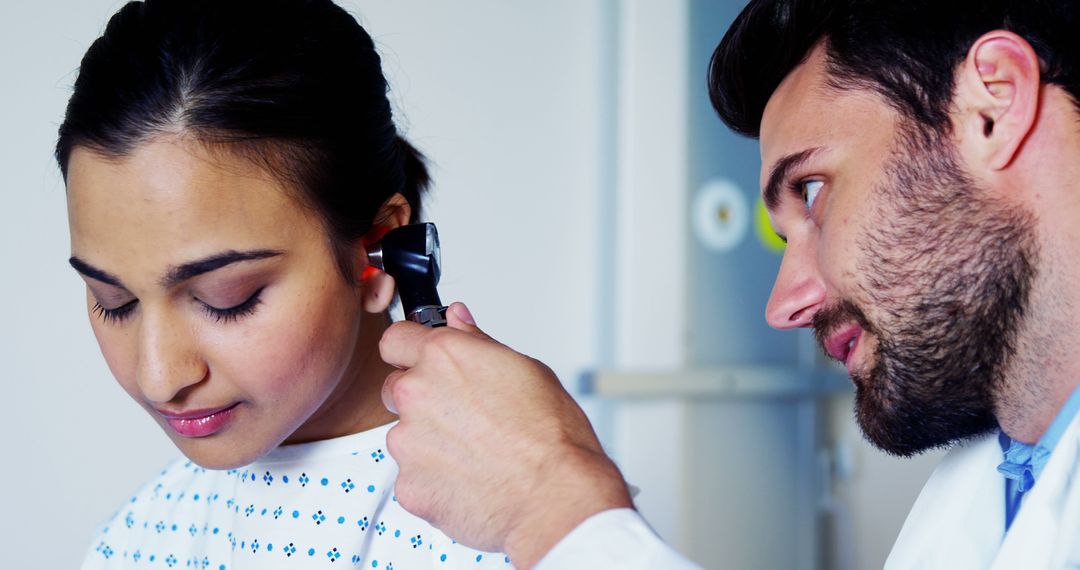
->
xmin=408 ymin=305 xmax=448 ymax=328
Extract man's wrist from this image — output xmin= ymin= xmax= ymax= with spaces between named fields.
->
xmin=503 ymin=447 xmax=633 ymax=568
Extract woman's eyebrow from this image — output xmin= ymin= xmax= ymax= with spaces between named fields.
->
xmin=69 ymin=256 xmax=124 ymax=287
xmin=161 ymin=249 xmax=283 ymax=288
xmin=67 ymin=249 xmax=284 ymax=290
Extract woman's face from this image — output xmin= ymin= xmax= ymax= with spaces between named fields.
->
xmin=66 ymin=136 xmax=396 ymax=469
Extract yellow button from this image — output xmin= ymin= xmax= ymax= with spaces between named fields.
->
xmin=755 ymin=198 xmax=786 ymax=254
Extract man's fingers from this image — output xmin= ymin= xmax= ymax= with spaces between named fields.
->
xmin=446 ymin=302 xmax=495 ymax=342
xmin=380 ymin=302 xmax=498 ymax=415
xmin=382 ymin=368 xmax=408 ymax=414
xmin=380 ymin=320 xmax=432 ymax=368
xmin=381 ymin=304 xmax=494 ymax=370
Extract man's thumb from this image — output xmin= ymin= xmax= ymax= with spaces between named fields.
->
xmin=445 ymin=302 xmax=493 ymax=341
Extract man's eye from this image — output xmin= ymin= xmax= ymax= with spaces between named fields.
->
xmin=800 ymin=180 xmax=824 ymax=211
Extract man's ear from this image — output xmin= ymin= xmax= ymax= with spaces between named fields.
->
xmin=359 ymin=193 xmax=412 ymax=314
xmin=955 ymin=31 xmax=1041 ymax=171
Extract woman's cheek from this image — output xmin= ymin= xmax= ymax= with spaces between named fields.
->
xmin=228 ymin=298 xmax=356 ymax=402
xmin=91 ymin=320 xmax=142 ymax=399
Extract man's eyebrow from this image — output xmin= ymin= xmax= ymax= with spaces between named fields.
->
xmin=69 ymin=256 xmax=124 ymax=288
xmin=162 ymin=249 xmax=283 ymax=288
xmin=763 ymin=147 xmax=822 ymax=211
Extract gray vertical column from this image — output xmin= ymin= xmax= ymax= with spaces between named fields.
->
xmin=682 ymin=1 xmax=822 ymax=568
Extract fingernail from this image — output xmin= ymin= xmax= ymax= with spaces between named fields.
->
xmin=454 ymin=303 xmax=476 ymax=325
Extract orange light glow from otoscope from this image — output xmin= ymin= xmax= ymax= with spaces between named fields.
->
xmin=362 ymin=265 xmax=381 ymax=280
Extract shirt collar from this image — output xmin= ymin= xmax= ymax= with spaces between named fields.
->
xmin=999 ymin=383 xmax=1080 ymax=485
xmin=1037 ymin=383 xmax=1080 ymax=454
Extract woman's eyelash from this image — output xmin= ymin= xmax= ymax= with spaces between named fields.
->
xmin=92 ymin=300 xmax=138 ymax=324
xmin=92 ymin=288 xmax=265 ymax=325
xmin=201 ymin=287 xmax=265 ymax=324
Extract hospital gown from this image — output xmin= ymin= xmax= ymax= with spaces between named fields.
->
xmin=80 ymin=422 xmax=513 ymax=569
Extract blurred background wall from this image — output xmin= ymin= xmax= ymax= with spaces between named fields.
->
xmin=0 ymin=1 xmax=942 ymax=568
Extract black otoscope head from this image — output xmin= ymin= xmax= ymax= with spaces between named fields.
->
xmin=367 ymin=223 xmax=447 ymax=327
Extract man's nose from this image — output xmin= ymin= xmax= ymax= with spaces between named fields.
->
xmin=136 ymin=310 xmax=207 ymax=404
xmin=766 ymin=242 xmax=826 ymax=330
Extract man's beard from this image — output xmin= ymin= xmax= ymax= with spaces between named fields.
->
xmin=814 ymin=127 xmax=1039 ymax=457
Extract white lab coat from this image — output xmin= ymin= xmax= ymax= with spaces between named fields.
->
xmin=886 ymin=413 xmax=1080 ymax=569
xmin=539 ymin=414 xmax=1080 ymax=570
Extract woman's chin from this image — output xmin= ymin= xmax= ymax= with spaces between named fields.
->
xmin=170 ymin=434 xmax=275 ymax=470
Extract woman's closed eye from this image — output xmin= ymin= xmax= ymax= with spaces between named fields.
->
xmin=92 ymin=299 xmax=138 ymax=324
xmin=91 ymin=287 xmax=266 ymax=325
xmin=198 ymin=287 xmax=265 ymax=324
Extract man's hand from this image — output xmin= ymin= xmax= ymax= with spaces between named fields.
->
xmin=380 ymin=302 xmax=633 ymax=568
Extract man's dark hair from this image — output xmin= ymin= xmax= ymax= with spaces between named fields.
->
xmin=709 ymin=0 xmax=1080 ymax=138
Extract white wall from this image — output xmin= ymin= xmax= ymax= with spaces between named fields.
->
xmin=0 ymin=1 xmax=611 ymax=566
xmin=355 ymin=2 xmax=612 ymax=377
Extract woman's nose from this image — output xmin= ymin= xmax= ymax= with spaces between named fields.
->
xmin=766 ymin=243 xmax=826 ymax=330
xmin=136 ymin=310 xmax=207 ymax=404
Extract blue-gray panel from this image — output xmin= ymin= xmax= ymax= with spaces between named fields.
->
xmin=684 ymin=399 xmax=812 ymax=569
xmin=687 ymin=0 xmax=799 ymax=366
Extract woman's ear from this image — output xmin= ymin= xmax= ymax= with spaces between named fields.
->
xmin=358 ymin=193 xmax=412 ymax=314
xmin=954 ymin=31 xmax=1041 ymax=171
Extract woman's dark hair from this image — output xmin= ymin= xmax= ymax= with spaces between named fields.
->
xmin=709 ymin=0 xmax=1080 ymax=137
xmin=56 ymin=0 xmax=429 ymax=280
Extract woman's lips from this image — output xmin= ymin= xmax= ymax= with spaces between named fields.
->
xmin=157 ymin=403 xmax=240 ymax=438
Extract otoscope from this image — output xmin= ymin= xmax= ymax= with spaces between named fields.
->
xmin=366 ymin=223 xmax=448 ymax=327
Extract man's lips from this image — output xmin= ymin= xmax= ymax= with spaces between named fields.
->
xmin=823 ymin=324 xmax=863 ymax=366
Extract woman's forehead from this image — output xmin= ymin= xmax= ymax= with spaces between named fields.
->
xmin=66 ymin=137 xmax=321 ymax=277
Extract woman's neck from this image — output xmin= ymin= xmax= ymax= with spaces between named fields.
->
xmin=283 ymin=310 xmax=398 ymax=445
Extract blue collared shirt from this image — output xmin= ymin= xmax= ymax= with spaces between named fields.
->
xmin=998 ymin=384 xmax=1080 ymax=530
